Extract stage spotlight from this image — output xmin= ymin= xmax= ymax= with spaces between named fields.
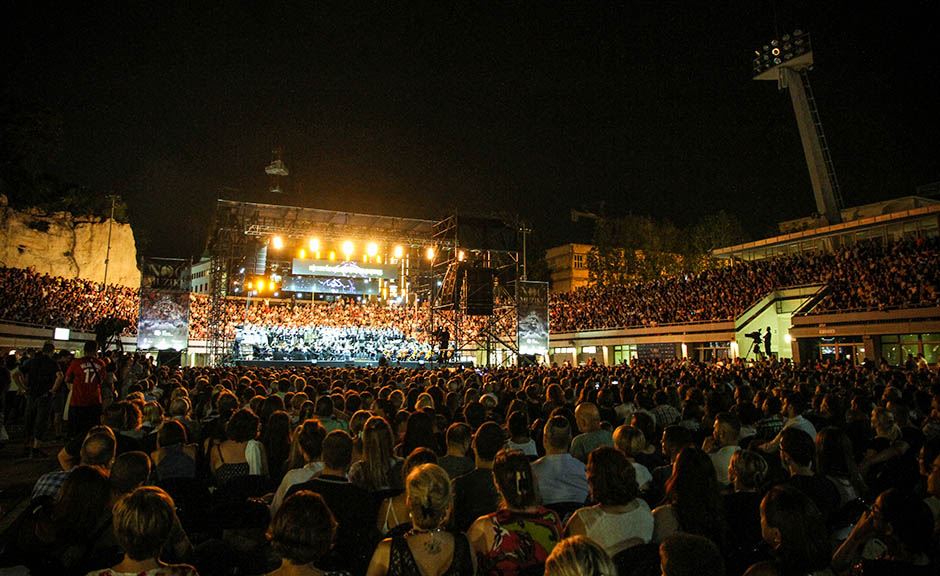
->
xmin=342 ymin=241 xmax=354 ymax=260
xmin=425 ymin=247 xmax=435 ymax=261
xmin=271 ymin=236 xmax=284 ymax=250
xmin=246 ymin=281 xmax=253 ymax=290
xmin=366 ymin=242 xmax=378 ymax=257
xmin=458 ymin=250 xmax=466 ymax=262
xmin=298 ymin=248 xmax=306 ymax=259
xmin=309 ymin=238 xmax=320 ymax=252
xmin=393 ymin=245 xmax=404 ymax=259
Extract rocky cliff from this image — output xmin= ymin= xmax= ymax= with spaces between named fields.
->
xmin=0 ymin=196 xmax=140 ymax=287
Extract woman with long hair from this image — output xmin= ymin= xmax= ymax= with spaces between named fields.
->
xmin=468 ymin=449 xmax=563 ymax=575
xmin=263 ymin=410 xmax=293 ymax=483
xmin=815 ymin=426 xmax=867 ymax=506
xmin=652 ymin=447 xmax=726 ymax=551
xmin=745 ymin=485 xmax=831 ymax=576
xmin=367 ymin=463 xmax=475 ymax=575
xmin=351 ymin=416 xmax=404 ymax=492
xmin=397 ymin=410 xmax=439 ymax=457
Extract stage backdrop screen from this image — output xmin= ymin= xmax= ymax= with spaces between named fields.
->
xmin=517 ymin=281 xmax=549 ymax=357
xmin=137 ymin=289 xmax=190 ymax=351
xmin=292 ymin=259 xmax=398 ymax=279
xmin=283 ymin=275 xmax=380 ymax=295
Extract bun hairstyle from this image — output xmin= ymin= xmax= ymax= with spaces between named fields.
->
xmin=729 ymin=449 xmax=768 ymax=490
xmin=493 ymin=449 xmax=537 ymax=509
xmin=406 ymin=463 xmax=452 ymax=530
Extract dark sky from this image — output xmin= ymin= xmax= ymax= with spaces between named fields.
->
xmin=4 ymin=2 xmax=939 ymax=258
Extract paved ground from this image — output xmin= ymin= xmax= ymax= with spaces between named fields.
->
xmin=0 ymin=422 xmax=62 ymax=535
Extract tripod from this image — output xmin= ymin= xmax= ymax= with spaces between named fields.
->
xmin=744 ymin=338 xmax=763 ymax=361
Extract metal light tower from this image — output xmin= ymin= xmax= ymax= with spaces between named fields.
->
xmin=753 ymin=31 xmax=843 ymax=224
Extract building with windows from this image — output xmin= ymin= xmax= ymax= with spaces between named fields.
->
xmin=545 ymin=243 xmax=592 ymax=293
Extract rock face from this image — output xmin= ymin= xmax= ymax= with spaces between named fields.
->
xmin=0 ymin=203 xmax=140 ymax=288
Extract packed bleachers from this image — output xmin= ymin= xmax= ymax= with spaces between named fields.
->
xmin=1 ymin=236 xmax=938 ymax=346
xmin=550 ymin=236 xmax=940 ymax=331
xmin=1 ymin=354 xmax=938 ymax=575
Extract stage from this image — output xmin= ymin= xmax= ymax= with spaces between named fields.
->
xmin=232 ymin=359 xmax=475 ymax=370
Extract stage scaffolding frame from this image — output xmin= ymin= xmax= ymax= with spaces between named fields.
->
xmin=205 ymin=199 xmax=445 ymax=366
xmin=429 ymin=214 xmax=521 ymax=368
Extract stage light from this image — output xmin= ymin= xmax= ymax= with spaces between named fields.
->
xmin=393 ymin=245 xmax=404 ymax=259
xmin=246 ymin=281 xmax=253 ymax=290
xmin=298 ymin=248 xmax=306 ymax=259
xmin=272 ymin=236 xmax=284 ymax=250
xmin=458 ymin=250 xmax=466 ymax=262
xmin=309 ymin=238 xmax=320 ymax=252
xmin=426 ymin=247 xmax=435 ymax=261
xmin=342 ymin=241 xmax=354 ymax=260
xmin=366 ymin=242 xmax=378 ymax=258
xmin=328 ymin=251 xmax=336 ymax=261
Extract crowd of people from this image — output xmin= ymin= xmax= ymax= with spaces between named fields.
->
xmin=550 ymin=236 xmax=940 ymax=332
xmin=2 ymin=346 xmax=939 ymax=575
xmin=234 ymin=324 xmax=434 ymax=362
xmin=0 ymin=267 xmax=139 ymax=335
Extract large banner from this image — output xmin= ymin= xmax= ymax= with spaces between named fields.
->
xmin=282 ymin=275 xmax=381 ymax=295
xmin=516 ymin=281 xmax=549 ymax=357
xmin=137 ymin=288 xmax=190 ymax=350
xmin=292 ymin=258 xmax=398 ymax=279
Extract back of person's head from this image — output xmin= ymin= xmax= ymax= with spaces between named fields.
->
xmin=83 ymin=340 xmax=97 ymax=356
xmin=779 ymin=428 xmax=815 ymax=468
xmin=630 ymin=412 xmax=655 ymax=448
xmin=507 ymin=410 xmax=530 ymax=439
xmin=226 ymin=407 xmax=260 ymax=442
xmin=662 ymin=425 xmax=693 ymax=454
xmin=81 ymin=426 xmax=117 ymax=468
xmin=543 ymin=415 xmax=572 ymax=451
xmin=713 ymin=412 xmax=740 ymax=443
xmin=760 ymin=485 xmax=829 ymax=574
xmin=665 ymin=447 xmax=722 ymax=539
xmin=612 ymin=425 xmax=645 ymax=458
xmin=168 ymin=397 xmax=191 ymax=418
xmin=445 ymin=422 xmax=471 ymax=452
xmin=315 ymin=395 xmax=334 ymax=418
xmin=473 ymin=421 xmax=505 ymax=462
xmin=110 ymin=451 xmax=152 ymax=495
xmin=493 ymin=449 xmax=536 ymax=509
xmin=298 ymin=419 xmax=327 ymax=461
xmin=112 ymin=486 xmax=178 ymax=561
xmin=104 ymin=401 xmax=142 ymax=431
xmin=783 ymin=391 xmax=806 ymax=415
xmin=728 ymin=449 xmax=768 ymax=490
xmin=545 ymin=535 xmax=617 ymax=576
xmin=403 ymin=447 xmax=438 ymax=481
xmin=877 ymin=488 xmax=935 ymax=556
xmin=587 ymin=446 xmax=638 ymax=505
xmin=659 ymin=533 xmax=724 ymax=576
xmin=55 ymin=465 xmax=112 ymax=540
xmin=406 ymin=463 xmax=451 ymax=530
xmin=157 ymin=419 xmax=187 ymax=448
xmin=463 ymin=401 xmax=486 ymax=430
xmin=321 ymin=430 xmax=353 ymax=471
xmin=815 ymin=426 xmax=856 ymax=478
xmin=267 ymin=490 xmax=336 ymax=566
xmin=575 ymin=402 xmax=600 ymax=431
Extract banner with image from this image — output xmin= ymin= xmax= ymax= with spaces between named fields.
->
xmin=516 ymin=281 xmax=549 ymax=357
xmin=137 ymin=288 xmax=190 ymax=350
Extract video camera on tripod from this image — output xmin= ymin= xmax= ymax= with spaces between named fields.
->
xmin=745 ymin=330 xmax=763 ymax=344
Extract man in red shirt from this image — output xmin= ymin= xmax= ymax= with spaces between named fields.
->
xmin=59 ymin=340 xmax=106 ymax=441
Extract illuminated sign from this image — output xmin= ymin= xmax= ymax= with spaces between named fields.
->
xmin=283 ymin=275 xmax=380 ymax=295
xmin=292 ymin=259 xmax=397 ymax=279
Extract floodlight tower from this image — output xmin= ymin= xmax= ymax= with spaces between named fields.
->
xmin=753 ymin=31 xmax=843 ymax=224
xmin=265 ymin=147 xmax=289 ymax=194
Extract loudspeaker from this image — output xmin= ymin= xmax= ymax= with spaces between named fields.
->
xmin=465 ymin=268 xmax=494 ymax=316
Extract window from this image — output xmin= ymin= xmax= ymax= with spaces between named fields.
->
xmin=573 ymin=254 xmax=585 ymax=269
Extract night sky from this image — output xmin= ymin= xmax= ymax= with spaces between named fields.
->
xmin=4 ymin=2 xmax=938 ymax=259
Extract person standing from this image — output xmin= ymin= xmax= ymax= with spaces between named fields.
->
xmin=59 ymin=341 xmax=106 ymax=441
xmin=23 ymin=342 xmax=61 ymax=458
xmin=763 ymin=327 xmax=772 ymax=358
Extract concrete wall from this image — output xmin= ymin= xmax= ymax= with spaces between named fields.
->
xmin=0 ymin=204 xmax=140 ymax=287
